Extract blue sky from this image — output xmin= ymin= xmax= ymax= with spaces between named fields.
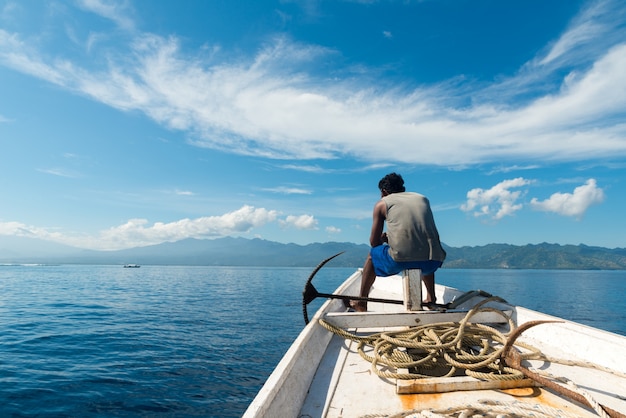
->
xmin=1 ymin=0 xmax=625 ymax=251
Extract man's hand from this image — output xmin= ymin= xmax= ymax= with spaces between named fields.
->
xmin=381 ymin=232 xmax=388 ymax=243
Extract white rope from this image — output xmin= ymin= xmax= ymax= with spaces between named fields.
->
xmin=527 ymin=366 xmax=611 ymax=418
xmin=385 ymin=399 xmax=586 ymax=418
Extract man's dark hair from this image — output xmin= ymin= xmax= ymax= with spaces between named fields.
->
xmin=378 ymin=173 xmax=406 ymax=194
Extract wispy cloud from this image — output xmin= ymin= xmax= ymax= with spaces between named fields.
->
xmin=487 ymin=164 xmax=541 ymax=175
xmin=278 ymin=163 xmax=394 ymax=174
xmin=37 ymin=167 xmax=81 ymax=178
xmin=279 ymin=164 xmax=330 ymax=173
xmin=538 ymin=0 xmax=623 ymax=67
xmin=0 ymin=0 xmax=625 ymax=167
xmin=261 ymin=186 xmax=313 ymax=194
xmin=478 ymin=0 xmax=626 ymax=103
xmin=0 ymin=221 xmax=54 ymax=238
xmin=174 ymin=189 xmax=194 ymax=196
xmin=76 ymin=0 xmax=135 ymax=31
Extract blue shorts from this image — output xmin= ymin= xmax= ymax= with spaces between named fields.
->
xmin=370 ymin=245 xmax=443 ymax=277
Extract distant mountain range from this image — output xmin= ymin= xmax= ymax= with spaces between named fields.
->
xmin=1 ymin=235 xmax=626 ymax=269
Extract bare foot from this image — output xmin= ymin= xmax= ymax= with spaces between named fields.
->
xmin=350 ymin=300 xmax=367 ymax=312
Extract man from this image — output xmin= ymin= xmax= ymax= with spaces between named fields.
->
xmin=351 ymin=173 xmax=446 ymax=312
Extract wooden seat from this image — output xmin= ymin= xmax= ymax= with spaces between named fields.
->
xmin=402 ymin=269 xmax=422 ymax=311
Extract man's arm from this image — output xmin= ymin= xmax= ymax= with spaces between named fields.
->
xmin=369 ymin=200 xmax=387 ymax=247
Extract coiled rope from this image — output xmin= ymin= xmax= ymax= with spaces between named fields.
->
xmin=318 ymin=297 xmax=625 ymax=417
xmin=319 ymin=297 xmax=536 ymax=381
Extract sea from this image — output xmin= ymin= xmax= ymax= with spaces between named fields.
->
xmin=1 ymin=264 xmax=625 ymax=417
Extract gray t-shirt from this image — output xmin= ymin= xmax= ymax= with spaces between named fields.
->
xmin=382 ymin=192 xmax=446 ymax=262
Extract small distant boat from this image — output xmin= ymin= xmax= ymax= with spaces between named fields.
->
xmin=123 ymin=264 xmax=140 ymax=268
xmin=243 ymin=253 xmax=626 ymax=418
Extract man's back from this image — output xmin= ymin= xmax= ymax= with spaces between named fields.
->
xmin=382 ymin=192 xmax=446 ymax=263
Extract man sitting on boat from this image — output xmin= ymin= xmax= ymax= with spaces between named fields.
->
xmin=351 ymin=172 xmax=446 ymax=311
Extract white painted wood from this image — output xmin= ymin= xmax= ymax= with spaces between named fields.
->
xmin=299 ymin=333 xmax=352 ymax=417
xmin=323 ymin=309 xmax=512 ymax=329
xmin=241 ymin=270 xmax=362 ymax=418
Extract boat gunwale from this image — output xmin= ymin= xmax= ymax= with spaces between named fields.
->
xmin=242 ymin=270 xmax=362 ymax=418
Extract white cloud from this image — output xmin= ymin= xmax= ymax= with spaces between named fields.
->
xmin=538 ymin=0 xmax=618 ymax=67
xmin=261 ymin=186 xmax=312 ymax=194
xmin=530 ymin=178 xmax=605 ymax=219
xmin=0 ymin=1 xmax=625 ymax=165
xmin=278 ymin=164 xmax=328 ymax=173
xmin=0 ymin=205 xmax=280 ymax=250
xmin=76 ymin=0 xmax=135 ymax=31
xmin=279 ymin=214 xmax=318 ymax=230
xmin=461 ymin=177 xmax=606 ymax=222
xmin=0 ymin=221 xmax=56 ymax=238
xmin=36 ymin=167 xmax=81 ymax=178
xmin=174 ymin=189 xmax=194 ymax=196
xmin=326 ymin=226 xmax=341 ymax=234
xmin=461 ymin=178 xmax=533 ymax=220
xmin=487 ymin=164 xmax=541 ymax=175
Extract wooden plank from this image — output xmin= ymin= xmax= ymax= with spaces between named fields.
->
xmin=323 ymin=310 xmax=512 ymax=329
xmin=397 ymin=376 xmax=538 ymax=394
xmin=403 ymin=269 xmax=422 ymax=311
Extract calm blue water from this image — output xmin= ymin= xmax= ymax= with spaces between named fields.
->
xmin=1 ymin=265 xmax=625 ymax=417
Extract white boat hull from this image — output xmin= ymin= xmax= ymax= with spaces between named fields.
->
xmin=244 ymin=270 xmax=626 ymax=417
